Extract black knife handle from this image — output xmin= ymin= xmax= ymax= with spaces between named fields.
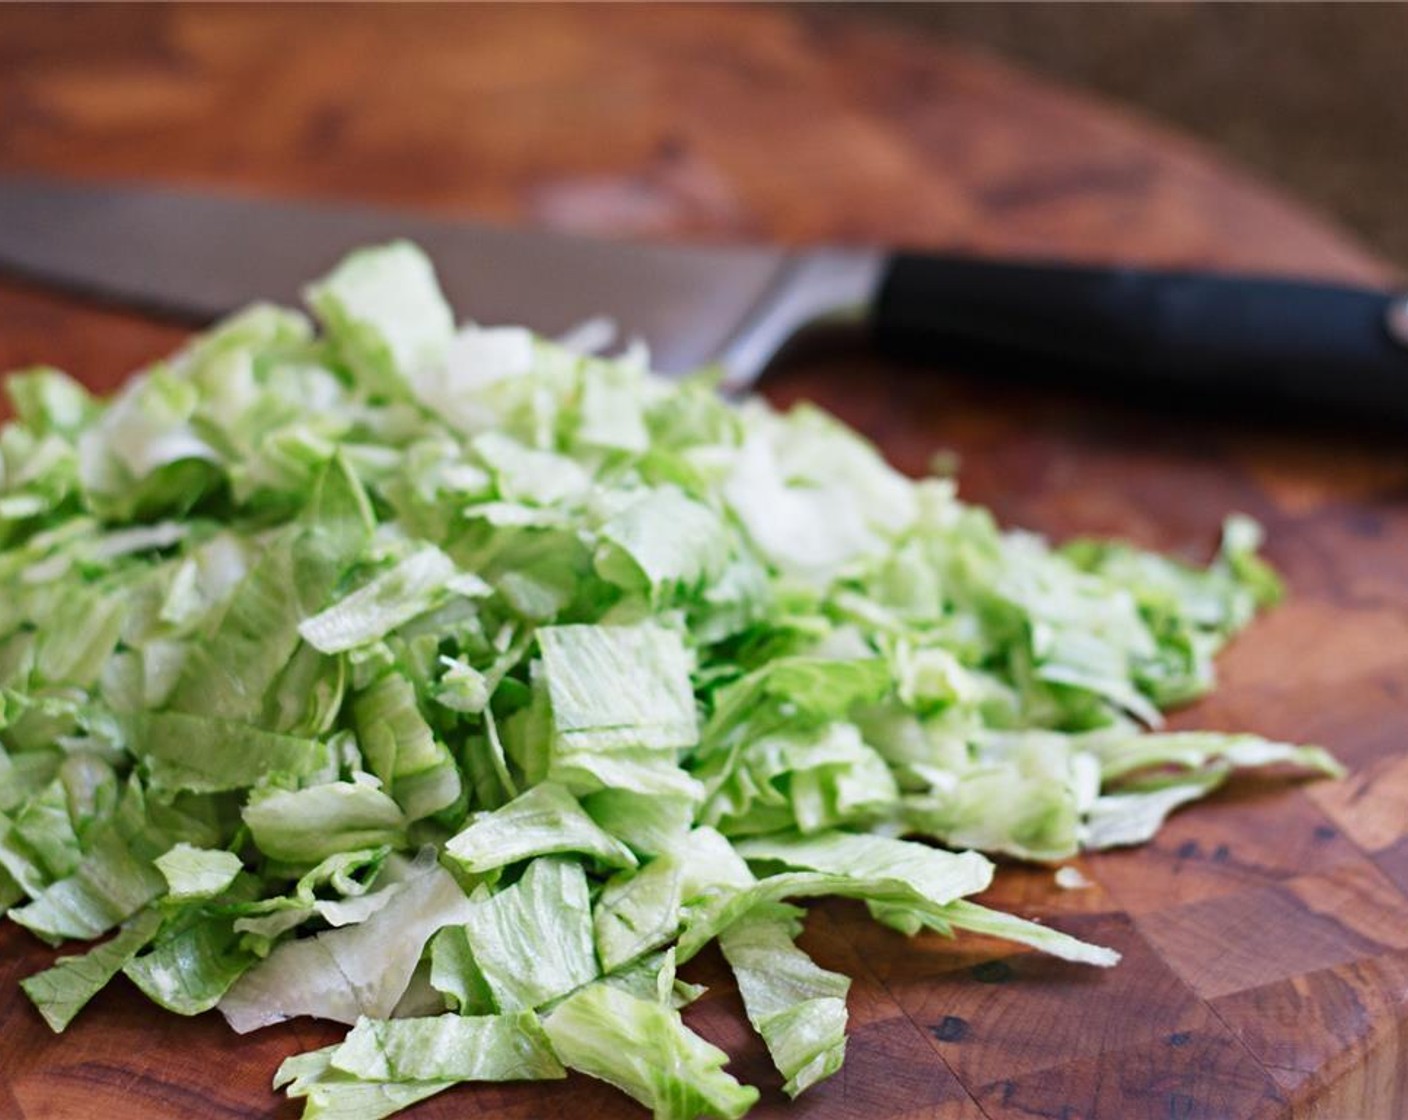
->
xmin=874 ymin=253 xmax=1408 ymax=423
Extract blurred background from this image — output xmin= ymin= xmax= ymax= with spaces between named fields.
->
xmin=4 ymin=3 xmax=1404 ymax=268
xmin=869 ymin=3 xmax=1408 ymax=266
xmin=2 ymin=1 xmax=1399 ymax=399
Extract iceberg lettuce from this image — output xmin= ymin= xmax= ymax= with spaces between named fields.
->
xmin=0 ymin=241 xmax=1340 ymax=1119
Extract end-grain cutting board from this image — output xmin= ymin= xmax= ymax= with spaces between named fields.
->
xmin=1 ymin=6 xmax=1405 ymax=1118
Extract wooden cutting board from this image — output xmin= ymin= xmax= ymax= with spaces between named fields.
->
xmin=2 ymin=6 xmax=1406 ymax=1118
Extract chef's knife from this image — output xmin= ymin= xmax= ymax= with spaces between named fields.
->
xmin=1 ymin=174 xmax=1406 ymax=420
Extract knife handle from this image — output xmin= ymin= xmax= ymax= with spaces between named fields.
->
xmin=873 ymin=254 xmax=1408 ymax=423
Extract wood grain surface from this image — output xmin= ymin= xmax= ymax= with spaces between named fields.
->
xmin=1 ymin=6 xmax=1405 ymax=1119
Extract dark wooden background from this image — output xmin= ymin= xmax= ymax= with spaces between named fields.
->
xmin=2 ymin=6 xmax=1407 ymax=1118
xmin=870 ymin=4 xmax=1408 ymax=268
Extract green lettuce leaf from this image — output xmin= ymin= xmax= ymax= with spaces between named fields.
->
xmin=154 ymin=843 xmax=243 ymax=901
xmin=242 ymin=780 xmax=407 ymax=864
xmin=542 ymin=981 xmax=759 ymax=1120
xmin=718 ymin=902 xmax=849 ymax=1098
xmin=329 ymin=1011 xmax=565 ymax=1082
xmin=275 ymin=1044 xmax=452 ymax=1120
xmin=427 ymin=925 xmax=494 ymax=1016
xmin=443 ymin=781 xmax=636 ymax=875
xmin=352 ymin=671 xmax=462 ymax=821
xmin=0 ymin=239 xmax=1337 ymax=1120
xmin=10 ymin=782 xmax=174 ymax=943
xmin=736 ymin=831 xmax=995 ymax=910
xmin=11 ymin=778 xmax=83 ymax=881
xmin=449 ymin=856 xmax=597 ymax=1012
xmin=21 ymin=909 xmax=162 ymax=1031
xmin=167 ymin=458 xmax=373 ymax=721
xmin=595 ymin=486 xmax=731 ymax=601
xmin=299 ymin=545 xmax=483 ymax=655
xmin=126 ymin=712 xmax=334 ymax=794
xmin=594 ymin=827 xmax=753 ymax=972
xmin=124 ymin=908 xmax=257 ymax=1014
xmin=307 ymin=241 xmax=455 ymax=401
xmin=537 ymin=623 xmax=699 ymax=753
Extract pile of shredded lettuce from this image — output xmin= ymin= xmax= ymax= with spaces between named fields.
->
xmin=0 ymin=243 xmax=1339 ymax=1119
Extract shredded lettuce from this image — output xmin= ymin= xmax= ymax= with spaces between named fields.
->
xmin=443 ymin=780 xmax=637 ymax=875
xmin=218 ymin=859 xmax=474 ymax=1033
xmin=153 ymin=842 xmax=243 ymax=900
xmin=718 ymin=902 xmax=849 ymax=1097
xmin=10 ymin=783 xmax=174 ymax=942
xmin=126 ymin=711 xmax=335 ymax=794
xmin=273 ymin=1010 xmax=565 ymax=1120
xmin=735 ymin=831 xmax=997 ymax=909
xmin=306 ymin=241 xmax=454 ymax=400
xmin=537 ymin=622 xmax=700 ymax=753
xmin=21 ymin=909 xmax=161 ymax=1030
xmin=594 ymin=826 xmax=755 ymax=973
xmin=448 ymin=856 xmax=598 ymax=1012
xmin=274 ymin=1045 xmax=454 ymax=1120
xmin=242 ymin=780 xmax=407 ymax=864
xmin=352 ymin=671 xmax=462 ymax=821
xmin=124 ymin=908 xmax=257 ymax=1014
xmin=543 ymin=981 xmax=760 ymax=1120
xmin=329 ymin=1011 xmax=565 ymax=1082
xmin=299 ymin=545 xmax=463 ymax=654
xmin=0 ymin=242 xmax=1342 ymax=1119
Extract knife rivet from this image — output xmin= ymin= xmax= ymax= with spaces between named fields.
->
xmin=1387 ymin=294 xmax=1408 ymax=349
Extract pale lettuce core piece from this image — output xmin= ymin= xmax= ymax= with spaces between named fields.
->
xmin=419 ymin=324 xmax=536 ymax=435
xmin=0 ymin=241 xmax=1338 ymax=1120
xmin=218 ymin=861 xmax=475 ymax=1033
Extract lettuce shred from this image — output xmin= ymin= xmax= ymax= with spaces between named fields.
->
xmin=0 ymin=242 xmax=1340 ymax=1119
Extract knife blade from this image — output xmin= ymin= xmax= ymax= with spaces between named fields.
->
xmin=1 ymin=174 xmax=1406 ymax=420
xmin=0 ymin=174 xmax=880 ymax=388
